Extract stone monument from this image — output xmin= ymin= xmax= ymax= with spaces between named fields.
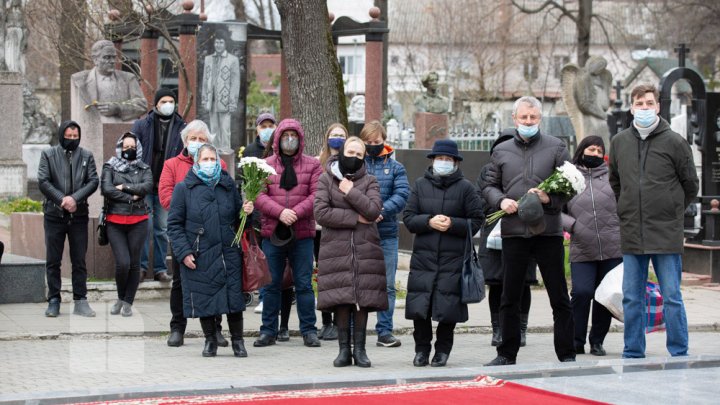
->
xmin=561 ymin=56 xmax=613 ymax=145
xmin=413 ymin=71 xmax=449 ymax=149
xmin=70 ymin=39 xmax=147 ymax=216
xmin=348 ymin=95 xmax=366 ymax=123
xmin=0 ymin=71 xmax=26 ymax=197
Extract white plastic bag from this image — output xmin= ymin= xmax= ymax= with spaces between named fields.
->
xmin=486 ymin=220 xmax=502 ymax=250
xmin=594 ymin=262 xmax=624 ymax=322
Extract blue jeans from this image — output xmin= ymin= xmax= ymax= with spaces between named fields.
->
xmin=622 ymin=253 xmax=688 ymax=358
xmin=375 ymin=237 xmax=398 ymax=337
xmin=261 ymin=238 xmax=317 ymax=336
xmin=140 ymin=194 xmax=168 ymax=274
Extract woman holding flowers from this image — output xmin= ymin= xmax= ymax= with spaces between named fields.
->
xmin=167 ymin=144 xmax=253 ymax=358
xmin=483 ymin=96 xmax=576 ymax=366
xmin=562 ymin=136 xmax=622 ymax=357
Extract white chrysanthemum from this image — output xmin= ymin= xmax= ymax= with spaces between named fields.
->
xmin=558 ymin=161 xmax=586 ymax=194
xmin=239 ymin=157 xmax=277 ymax=175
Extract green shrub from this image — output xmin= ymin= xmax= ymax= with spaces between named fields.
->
xmin=0 ymin=197 xmax=42 ymax=215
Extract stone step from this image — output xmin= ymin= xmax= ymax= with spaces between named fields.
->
xmin=681 ymin=272 xmax=713 ymax=287
xmin=61 ymin=279 xmax=172 ymax=302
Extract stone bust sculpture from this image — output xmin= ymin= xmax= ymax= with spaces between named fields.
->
xmin=71 ymin=40 xmax=147 ymax=123
xmin=414 ymin=71 xmax=449 ymax=114
xmin=561 ymin=55 xmax=612 ymax=143
xmin=348 ymin=95 xmax=365 ymax=123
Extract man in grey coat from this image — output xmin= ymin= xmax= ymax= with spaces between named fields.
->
xmin=483 ymin=96 xmax=575 ymax=366
xmin=609 ymin=84 xmax=699 ymax=359
xmin=202 ymin=29 xmax=240 ymax=154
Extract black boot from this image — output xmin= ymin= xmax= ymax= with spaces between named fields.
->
xmin=352 ymin=328 xmax=371 ymax=368
xmin=216 ymin=316 xmax=229 ymax=347
xmin=200 ymin=317 xmax=218 ymax=357
xmin=490 ymin=312 xmax=502 ymax=347
xmin=227 ymin=313 xmax=247 ymax=357
xmin=232 ymin=338 xmax=248 ymax=357
xmin=520 ymin=313 xmax=529 ymax=347
xmin=333 ymin=328 xmax=352 ymax=367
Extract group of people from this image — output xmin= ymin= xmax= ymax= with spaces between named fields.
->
xmin=38 ymin=83 xmax=698 ymax=367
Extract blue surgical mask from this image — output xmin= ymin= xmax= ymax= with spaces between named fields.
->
xmin=259 ymin=128 xmax=274 ymax=144
xmin=633 ymin=108 xmax=657 ymax=128
xmin=517 ymin=124 xmax=539 ymax=138
xmin=199 ymin=161 xmax=219 ymax=177
xmin=187 ymin=141 xmax=202 ymax=158
xmin=328 ymin=137 xmax=345 ymax=150
xmin=433 ymin=160 xmax=455 ymax=176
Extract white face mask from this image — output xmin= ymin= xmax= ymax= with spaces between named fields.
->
xmin=158 ymin=102 xmax=175 ymax=116
xmin=433 ymin=160 xmax=455 ymax=176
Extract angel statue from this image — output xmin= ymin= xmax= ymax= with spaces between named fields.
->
xmin=561 ymin=56 xmax=612 ymax=145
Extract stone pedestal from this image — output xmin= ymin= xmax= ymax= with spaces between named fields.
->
xmin=22 ymin=144 xmax=51 ymax=181
xmin=364 ymin=40 xmax=383 ymax=122
xmin=683 ymin=243 xmax=720 ymax=283
xmin=0 ymin=72 xmax=27 ymax=198
xmin=0 ymin=253 xmax=46 ymax=303
xmin=413 ymin=112 xmax=448 ymax=149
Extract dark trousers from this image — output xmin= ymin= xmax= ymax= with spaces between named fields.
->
xmin=489 ymin=284 xmax=531 ymax=314
xmin=499 ymin=236 xmax=574 ymax=361
xmin=169 ymin=255 xmax=222 ymax=333
xmin=571 ymin=258 xmax=622 ymax=347
xmin=44 ymin=216 xmax=89 ymax=301
xmin=200 ymin=312 xmax=243 ymax=339
xmin=413 ymin=303 xmax=456 ymax=355
xmin=107 ymin=220 xmax=148 ymax=305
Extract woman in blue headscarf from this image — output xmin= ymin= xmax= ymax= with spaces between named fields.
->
xmin=167 ymin=144 xmax=254 ymax=358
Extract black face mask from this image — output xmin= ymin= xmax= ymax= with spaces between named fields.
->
xmin=60 ymin=138 xmax=80 ymax=152
xmin=339 ymin=154 xmax=364 ymax=177
xmin=122 ymin=148 xmax=138 ymax=161
xmin=365 ymin=144 xmax=384 ymax=157
xmin=581 ymin=155 xmax=605 ymax=168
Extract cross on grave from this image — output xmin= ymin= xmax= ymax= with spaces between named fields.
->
xmin=675 ymin=43 xmax=691 ymax=68
xmin=614 ymin=80 xmax=624 ymax=109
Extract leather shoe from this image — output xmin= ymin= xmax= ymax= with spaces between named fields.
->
xmin=590 ymin=343 xmax=606 ymax=356
xmin=154 ymin=272 xmax=172 ymax=282
xmin=277 ymin=327 xmax=290 ymax=342
xmin=322 ymin=324 xmax=338 ymax=340
xmin=253 ymin=333 xmax=276 ymax=347
xmin=167 ymin=330 xmax=184 ymax=347
xmin=202 ymin=340 xmax=217 ymax=357
xmin=303 ymin=332 xmax=321 ymax=347
xmin=216 ymin=330 xmax=229 ymax=347
xmin=413 ymin=352 xmax=430 ymax=367
xmin=232 ymin=338 xmax=248 ymax=357
xmin=45 ymin=298 xmax=60 ymax=317
xmin=561 ymin=356 xmax=576 ymax=362
xmin=484 ymin=355 xmax=516 ymax=366
xmin=430 ymin=352 xmax=449 ymax=367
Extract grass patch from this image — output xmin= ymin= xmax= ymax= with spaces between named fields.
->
xmin=395 ymin=281 xmax=407 ymax=300
xmin=0 ymin=197 xmax=42 ymax=215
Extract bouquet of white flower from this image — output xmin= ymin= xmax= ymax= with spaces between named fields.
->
xmin=486 ymin=161 xmax=585 ymax=225
xmin=232 ymin=156 xmax=277 ymax=247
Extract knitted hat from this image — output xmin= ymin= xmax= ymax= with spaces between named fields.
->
xmin=154 ymin=88 xmax=177 ymax=107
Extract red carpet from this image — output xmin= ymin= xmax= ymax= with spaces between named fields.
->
xmin=80 ymin=376 xmax=606 ymax=405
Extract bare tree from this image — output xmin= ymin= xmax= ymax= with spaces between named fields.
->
xmin=58 ymin=0 xmax=89 ymax=121
xmin=274 ymin=0 xmax=347 ymax=155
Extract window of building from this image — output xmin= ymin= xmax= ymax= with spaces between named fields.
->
xmin=554 ymin=55 xmax=570 ymax=79
xmin=339 ymin=55 xmax=364 ymax=75
xmin=524 ymin=57 xmax=538 ymax=81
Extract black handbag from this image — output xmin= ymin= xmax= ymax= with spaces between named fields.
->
xmin=461 ymin=220 xmax=485 ymax=304
xmin=97 ymin=198 xmax=109 ymax=246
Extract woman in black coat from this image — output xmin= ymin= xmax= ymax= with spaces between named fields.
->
xmin=403 ymin=140 xmax=483 ymax=367
xmin=167 ymin=144 xmax=253 ymax=358
xmin=101 ymin=133 xmax=153 ymax=317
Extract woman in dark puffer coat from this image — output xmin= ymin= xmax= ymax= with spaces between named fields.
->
xmin=168 ymin=144 xmax=253 ymax=358
xmin=315 ymin=136 xmax=387 ymax=368
xmin=404 ymin=139 xmax=483 ymax=368
xmin=562 ymin=136 xmax=622 ymax=357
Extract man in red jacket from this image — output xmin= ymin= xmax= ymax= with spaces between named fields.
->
xmin=158 ymin=119 xmax=227 ymax=347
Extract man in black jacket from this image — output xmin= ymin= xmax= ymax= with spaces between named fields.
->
xmin=38 ymin=121 xmax=99 ymax=317
xmin=483 ymin=96 xmax=575 ymax=365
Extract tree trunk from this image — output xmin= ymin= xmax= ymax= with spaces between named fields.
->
xmin=577 ymin=0 xmax=592 ymax=66
xmin=230 ymin=0 xmax=247 ymax=21
xmin=274 ymin=0 xmax=346 ymax=156
xmin=59 ymin=0 xmax=87 ymax=121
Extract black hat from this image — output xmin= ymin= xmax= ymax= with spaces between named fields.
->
xmin=518 ymin=192 xmax=546 ymax=235
xmin=270 ymin=222 xmax=295 ymax=247
xmin=154 ymin=88 xmax=177 ymax=107
xmin=426 ymin=139 xmax=463 ymax=161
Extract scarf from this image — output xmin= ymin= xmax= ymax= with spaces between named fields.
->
xmin=279 ymin=153 xmax=298 ymax=190
xmin=106 ymin=135 xmax=144 ymax=173
xmin=193 ymin=159 xmax=222 ymax=188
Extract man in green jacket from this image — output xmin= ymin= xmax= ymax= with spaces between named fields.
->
xmin=609 ymin=84 xmax=699 ymax=358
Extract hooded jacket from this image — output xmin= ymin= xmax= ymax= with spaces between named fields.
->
xmin=314 ymin=157 xmax=387 ymax=312
xmin=38 ymin=121 xmax=99 ymax=218
xmin=166 ymin=169 xmax=245 ymax=318
xmin=255 ymin=119 xmax=322 ymax=240
xmin=364 ymin=144 xmax=410 ymax=239
xmin=609 ymin=118 xmax=699 ymax=254
xmin=403 ymin=167 xmax=483 ymax=324
xmin=482 ymin=130 xmax=571 ymax=238
xmin=562 ymin=163 xmax=622 ymax=262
